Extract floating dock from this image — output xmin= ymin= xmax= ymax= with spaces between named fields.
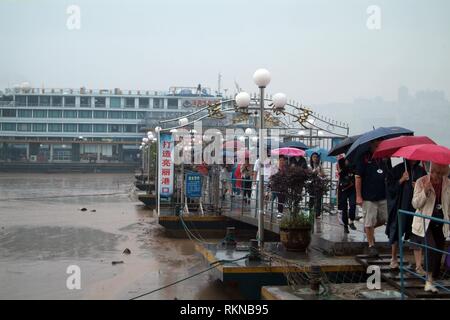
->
xmin=221 ymin=211 xmax=390 ymax=256
xmin=195 ymin=242 xmax=366 ymax=299
xmin=158 ymin=214 xmax=279 ymax=239
xmin=261 ymin=283 xmax=402 ymax=300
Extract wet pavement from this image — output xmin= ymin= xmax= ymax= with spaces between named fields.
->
xmin=0 ymin=173 xmax=242 ymax=300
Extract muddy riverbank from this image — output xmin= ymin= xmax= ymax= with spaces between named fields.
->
xmin=0 ymin=173 xmax=242 ymax=300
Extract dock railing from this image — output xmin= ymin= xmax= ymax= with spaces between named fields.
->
xmin=398 ymin=209 xmax=450 ymax=299
xmin=218 ymin=176 xmax=325 ymax=223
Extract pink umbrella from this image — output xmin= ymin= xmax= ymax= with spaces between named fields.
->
xmin=271 ymin=147 xmax=306 ymax=157
xmin=392 ymin=144 xmax=450 ymax=165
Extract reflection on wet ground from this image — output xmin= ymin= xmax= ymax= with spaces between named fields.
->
xmin=0 ymin=173 xmax=242 ymax=300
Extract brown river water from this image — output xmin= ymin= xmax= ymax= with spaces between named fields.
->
xmin=0 ymin=173 xmax=242 ymax=300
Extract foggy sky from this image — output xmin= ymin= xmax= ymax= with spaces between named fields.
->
xmin=1 ymin=0 xmax=449 ymax=144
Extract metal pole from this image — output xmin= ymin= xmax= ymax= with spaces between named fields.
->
xmin=147 ymin=144 xmax=151 ymax=195
xmin=141 ymin=146 xmax=145 ymax=174
xmin=398 ymin=210 xmax=405 ymax=300
xmin=258 ymin=86 xmax=265 ymax=247
xmin=180 ymin=160 xmax=184 ymax=215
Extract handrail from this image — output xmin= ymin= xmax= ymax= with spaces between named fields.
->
xmin=398 ymin=209 xmax=450 ymax=300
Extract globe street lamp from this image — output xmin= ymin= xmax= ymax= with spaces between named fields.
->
xmin=235 ymin=92 xmax=251 ymax=109
xmin=272 ymin=93 xmax=287 ymax=110
xmin=179 ymin=117 xmax=188 ymax=127
xmin=253 ymin=68 xmax=270 ymax=247
xmin=234 ymin=68 xmax=286 ymax=247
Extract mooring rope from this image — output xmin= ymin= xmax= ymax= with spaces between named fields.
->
xmin=129 ymin=254 xmax=249 ymax=300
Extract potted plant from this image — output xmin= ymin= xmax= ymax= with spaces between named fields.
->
xmin=270 ymin=166 xmax=330 ymax=251
xmin=305 ymin=171 xmax=331 ymax=218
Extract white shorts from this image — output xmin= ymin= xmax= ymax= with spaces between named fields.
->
xmin=362 ymin=200 xmax=387 ymax=228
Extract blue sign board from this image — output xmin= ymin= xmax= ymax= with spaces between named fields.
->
xmin=185 ymin=172 xmax=202 ymax=198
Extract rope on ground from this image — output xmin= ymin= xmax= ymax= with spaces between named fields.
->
xmin=129 ymin=265 xmax=218 ymax=300
xmin=129 ymin=254 xmax=249 ymax=300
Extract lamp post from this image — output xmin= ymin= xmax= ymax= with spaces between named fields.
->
xmin=235 ymin=68 xmax=286 ymax=248
xmin=254 ymin=69 xmax=270 ymax=246
xmin=147 ymin=131 xmax=154 ymax=194
xmin=154 ymin=126 xmax=162 ymax=216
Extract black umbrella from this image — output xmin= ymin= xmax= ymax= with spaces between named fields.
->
xmin=280 ymin=141 xmax=308 ymax=150
xmin=345 ymin=126 xmax=414 ymax=159
xmin=327 ymin=135 xmax=361 ymax=156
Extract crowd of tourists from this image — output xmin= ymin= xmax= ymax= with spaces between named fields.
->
xmin=210 ymin=130 xmax=450 ymax=293
xmin=336 ymin=139 xmax=449 ymax=293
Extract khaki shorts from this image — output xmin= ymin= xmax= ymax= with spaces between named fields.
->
xmin=362 ymin=200 xmax=387 ymax=228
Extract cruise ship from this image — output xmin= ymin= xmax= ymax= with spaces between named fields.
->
xmin=0 ymin=85 xmax=222 ymax=171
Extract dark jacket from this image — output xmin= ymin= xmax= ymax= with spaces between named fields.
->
xmin=385 ymin=162 xmax=427 ymax=243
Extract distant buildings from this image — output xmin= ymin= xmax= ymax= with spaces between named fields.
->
xmin=0 ymin=86 xmax=222 ymax=165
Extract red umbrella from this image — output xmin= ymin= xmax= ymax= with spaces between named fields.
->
xmin=392 ymin=144 xmax=450 ymax=165
xmin=271 ymin=147 xmax=306 ymax=157
xmin=372 ymin=135 xmax=436 ymax=159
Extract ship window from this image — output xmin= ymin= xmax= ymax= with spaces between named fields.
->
xmin=137 ymin=111 xmax=146 ymax=119
xmin=125 ymin=98 xmax=135 ymax=108
xmin=33 ymin=109 xmax=47 ymax=118
xmin=63 ymin=110 xmax=77 ymax=118
xmin=18 ymin=109 xmax=32 ymax=117
xmin=16 ymin=96 xmax=27 ymax=106
xmin=110 ymin=97 xmax=121 ymax=108
xmin=79 ymin=110 xmax=92 ymax=118
xmin=64 ymin=96 xmax=75 ymax=107
xmin=139 ymin=98 xmax=149 ymax=108
xmin=48 ymin=110 xmax=63 ymax=118
xmin=17 ymin=123 xmax=32 ymax=131
xmin=167 ymin=98 xmax=178 ymax=109
xmin=108 ymin=111 xmax=122 ymax=119
xmin=124 ymin=124 xmax=137 ymax=133
xmin=109 ymin=124 xmax=121 ymax=132
xmin=79 ymin=124 xmax=92 ymax=132
xmin=52 ymin=96 xmax=62 ymax=107
xmin=2 ymin=109 xmax=16 ymax=117
xmin=94 ymin=110 xmax=107 ymax=119
xmin=94 ymin=97 xmax=105 ymax=107
xmin=39 ymin=96 xmax=50 ymax=106
xmin=123 ymin=111 xmax=136 ymax=119
xmin=80 ymin=96 xmax=91 ymax=107
xmin=32 ymin=123 xmax=47 ymax=132
xmin=153 ymin=98 xmax=164 ymax=109
xmin=1 ymin=123 xmax=16 ymax=131
xmin=53 ymin=145 xmax=72 ymax=161
xmin=63 ymin=124 xmax=77 ymax=132
xmin=93 ymin=124 xmax=107 ymax=132
xmin=28 ymin=96 xmax=38 ymax=106
xmin=48 ymin=123 xmax=63 ymax=132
